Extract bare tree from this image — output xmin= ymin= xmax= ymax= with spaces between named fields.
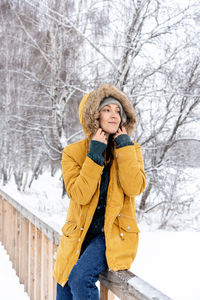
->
xmin=0 ymin=0 xmax=200 ymax=227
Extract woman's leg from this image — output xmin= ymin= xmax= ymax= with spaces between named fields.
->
xmin=56 ymin=282 xmax=73 ymax=300
xmin=68 ymin=233 xmax=108 ymax=300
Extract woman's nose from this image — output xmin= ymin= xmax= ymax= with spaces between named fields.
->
xmin=111 ymin=111 xmax=117 ymax=118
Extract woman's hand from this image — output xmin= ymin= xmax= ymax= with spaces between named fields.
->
xmin=114 ymin=126 xmax=127 ymax=139
xmin=92 ymin=128 xmax=108 ymax=144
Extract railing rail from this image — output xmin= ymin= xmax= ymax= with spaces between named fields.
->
xmin=0 ymin=189 xmax=172 ymax=300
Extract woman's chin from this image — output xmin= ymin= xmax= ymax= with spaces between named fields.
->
xmin=104 ymin=130 xmax=118 ymax=135
xmin=102 ymin=127 xmax=119 ymax=135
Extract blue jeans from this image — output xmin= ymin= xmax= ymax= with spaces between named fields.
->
xmin=56 ymin=233 xmax=108 ymax=300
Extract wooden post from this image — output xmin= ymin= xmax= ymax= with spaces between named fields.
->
xmin=100 ymin=283 xmax=109 ymax=300
xmin=9 ymin=206 xmax=16 ymax=266
xmin=15 ymin=210 xmax=20 ymax=276
xmin=53 ymin=243 xmax=57 ymax=300
xmin=19 ymin=215 xmax=24 ymax=284
xmin=3 ymin=199 xmax=7 ymax=248
xmin=35 ymin=228 xmax=42 ymax=300
xmin=0 ymin=198 xmax=5 ymax=245
xmin=100 ymin=283 xmax=115 ymax=300
xmin=6 ymin=202 xmax=12 ymax=259
xmin=28 ymin=222 xmax=35 ymax=300
xmin=41 ymin=234 xmax=49 ymax=300
xmin=24 ymin=218 xmax=29 ymax=293
xmin=13 ymin=207 xmax=17 ymax=270
xmin=48 ymin=239 xmax=54 ymax=300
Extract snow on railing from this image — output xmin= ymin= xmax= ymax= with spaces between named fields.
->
xmin=0 ymin=189 xmax=172 ymax=300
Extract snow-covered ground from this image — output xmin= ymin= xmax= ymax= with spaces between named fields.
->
xmin=133 ymin=231 xmax=200 ymax=300
xmin=0 ymin=242 xmax=30 ymax=300
xmin=0 ymin=168 xmax=200 ymax=299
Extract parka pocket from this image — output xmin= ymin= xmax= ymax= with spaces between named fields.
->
xmin=62 ymin=221 xmax=78 ymax=238
xmin=114 ymin=214 xmax=140 ymax=240
xmin=118 ymin=215 xmax=140 ymax=233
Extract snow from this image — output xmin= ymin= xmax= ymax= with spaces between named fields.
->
xmin=1 ymin=169 xmax=200 ymax=300
xmin=0 ymin=242 xmax=30 ymax=300
xmin=132 ymin=231 xmax=200 ymax=300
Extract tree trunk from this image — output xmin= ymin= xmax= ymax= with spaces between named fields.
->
xmin=139 ymin=181 xmax=152 ymax=210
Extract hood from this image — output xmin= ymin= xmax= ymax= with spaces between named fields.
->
xmin=79 ymin=84 xmax=137 ymax=137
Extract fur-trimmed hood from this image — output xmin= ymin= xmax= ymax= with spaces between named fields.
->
xmin=79 ymin=84 xmax=137 ymax=137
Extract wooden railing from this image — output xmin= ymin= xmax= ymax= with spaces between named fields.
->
xmin=0 ymin=189 xmax=172 ymax=300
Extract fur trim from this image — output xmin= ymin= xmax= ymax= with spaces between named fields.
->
xmin=80 ymin=84 xmax=137 ymax=136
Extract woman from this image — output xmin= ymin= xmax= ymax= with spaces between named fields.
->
xmin=53 ymin=84 xmax=146 ymax=299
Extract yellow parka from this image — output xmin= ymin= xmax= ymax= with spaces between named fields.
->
xmin=53 ymin=84 xmax=146 ymax=287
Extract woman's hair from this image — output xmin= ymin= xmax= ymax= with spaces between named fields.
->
xmin=103 ymin=134 xmax=115 ymax=167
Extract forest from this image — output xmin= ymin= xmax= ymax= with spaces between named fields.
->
xmin=0 ymin=0 xmax=200 ymax=229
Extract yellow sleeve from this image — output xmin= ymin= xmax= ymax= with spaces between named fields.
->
xmin=62 ymin=148 xmax=104 ymax=205
xmin=115 ymin=142 xmax=146 ymax=196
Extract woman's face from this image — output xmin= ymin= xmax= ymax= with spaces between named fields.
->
xmin=99 ymin=104 xmax=121 ymax=134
